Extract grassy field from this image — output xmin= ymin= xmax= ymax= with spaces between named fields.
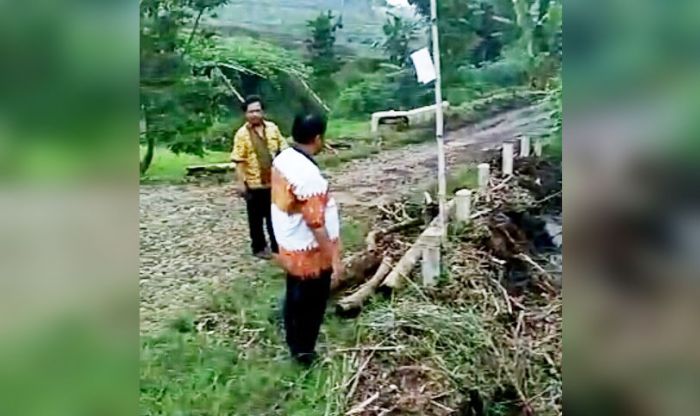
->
xmin=140 ymin=147 xmax=232 ymax=184
xmin=139 ymin=165 xmax=482 ymax=415
xmin=139 ymin=118 xmax=434 ymax=184
xmin=140 ymin=220 xmax=369 ymax=415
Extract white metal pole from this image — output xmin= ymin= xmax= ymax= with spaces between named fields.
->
xmin=430 ymin=0 xmax=447 ymax=240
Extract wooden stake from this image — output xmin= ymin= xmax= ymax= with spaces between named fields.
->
xmin=455 ymin=189 xmax=472 ymax=223
xmin=519 ymin=136 xmax=531 ymax=157
xmin=430 ymin=0 xmax=447 ymax=241
xmin=478 ymin=163 xmax=490 ymax=191
xmin=421 ymin=228 xmax=442 ymax=286
xmin=534 ymin=139 xmax=543 ymax=157
xmin=380 ymin=200 xmax=455 ymax=293
xmin=502 ymin=143 xmax=514 ymax=176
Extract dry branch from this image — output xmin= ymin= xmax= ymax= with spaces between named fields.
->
xmin=185 ymin=162 xmax=235 ymax=175
xmin=379 ymin=200 xmax=455 ymax=294
xmin=331 ymin=251 xmax=382 ymax=294
xmin=346 ymin=392 xmax=380 ymax=415
xmin=336 ymin=259 xmax=392 ymax=315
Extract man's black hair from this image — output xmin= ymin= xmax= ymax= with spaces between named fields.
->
xmin=292 ymin=114 xmax=327 ymax=144
xmin=241 ymin=95 xmax=264 ymax=112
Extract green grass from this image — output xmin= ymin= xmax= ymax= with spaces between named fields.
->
xmin=140 ymin=147 xmax=231 ymax=184
xmin=139 ymin=118 xmax=437 ymax=183
xmin=419 ymin=166 xmax=479 ymax=203
xmin=326 ymin=118 xmax=372 ymax=141
xmin=140 ymin=265 xmax=359 ymax=415
xmin=140 ymin=223 xmax=370 ymax=416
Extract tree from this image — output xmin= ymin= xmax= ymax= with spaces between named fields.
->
xmin=305 ymin=10 xmax=342 ymax=100
xmin=510 ymin=0 xmax=562 ymax=87
xmin=382 ymin=14 xmax=419 ymax=67
xmin=407 ymin=0 xmax=507 ymax=83
xmin=139 ymin=0 xmax=226 ymax=174
xmin=470 ymin=2 xmax=505 ymax=65
xmin=185 ymin=0 xmax=230 ymax=51
xmin=511 ymin=0 xmax=561 ymax=58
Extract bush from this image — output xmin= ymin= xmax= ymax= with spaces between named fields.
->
xmin=333 ymin=71 xmax=432 ymax=119
xmin=202 ymin=119 xmax=241 ymax=152
xmin=333 ymin=76 xmax=399 ymax=118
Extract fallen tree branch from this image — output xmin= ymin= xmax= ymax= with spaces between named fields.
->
xmin=336 ymin=259 xmax=392 ymax=316
xmin=186 ymin=162 xmax=235 ymax=175
xmin=333 ymin=345 xmax=405 ymax=353
xmin=331 ymin=251 xmax=382 ymax=294
xmin=534 ymin=190 xmax=562 ymax=205
xmin=516 ymin=253 xmax=558 ymax=295
xmin=324 ymin=143 xmax=340 ymax=155
xmin=344 ymin=350 xmax=376 ymax=405
xmin=379 ymin=200 xmax=455 ymax=294
xmin=365 ymin=218 xmax=422 ymax=252
xmin=346 ymin=392 xmax=380 ymax=415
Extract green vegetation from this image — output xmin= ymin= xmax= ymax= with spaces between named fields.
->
xmin=140 ymin=146 xmax=230 ymax=183
xmin=142 ymin=86 xmax=541 ymax=184
xmin=140 ymin=0 xmax=561 ymax=180
xmin=139 ymin=1 xmax=563 ymax=410
xmin=306 ymin=11 xmax=343 ymax=99
xmin=140 ymin=225 xmax=367 ymax=415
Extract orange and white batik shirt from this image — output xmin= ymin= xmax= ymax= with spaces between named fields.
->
xmin=271 ymin=147 xmax=340 ymax=279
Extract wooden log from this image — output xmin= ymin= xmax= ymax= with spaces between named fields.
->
xmin=331 ymin=250 xmax=382 ymax=294
xmin=328 ymin=142 xmax=352 ymax=150
xmin=332 ymin=218 xmax=422 ymax=294
xmin=336 ymin=259 xmax=392 ymax=317
xmin=186 ymin=162 xmax=235 ymax=175
xmin=365 ymin=218 xmax=422 ymax=251
xmin=379 ymin=200 xmax=455 ymax=295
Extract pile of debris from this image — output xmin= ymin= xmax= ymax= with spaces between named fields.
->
xmin=334 ymin=156 xmax=562 ymax=415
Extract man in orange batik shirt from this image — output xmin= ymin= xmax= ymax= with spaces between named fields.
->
xmin=270 ymin=114 xmax=343 ymax=366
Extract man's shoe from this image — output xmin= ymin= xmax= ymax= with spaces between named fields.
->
xmin=293 ymin=352 xmax=319 ymax=368
xmin=253 ymin=248 xmax=272 ymax=260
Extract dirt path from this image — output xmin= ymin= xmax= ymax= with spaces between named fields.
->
xmin=139 ymin=104 xmax=552 ymax=333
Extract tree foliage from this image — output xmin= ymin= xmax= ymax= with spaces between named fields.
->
xmin=140 ymin=0 xmax=231 ymax=174
xmin=405 ymin=0 xmax=561 ymax=88
xmin=382 ymin=14 xmax=419 ymax=67
xmin=185 ymin=0 xmax=230 ymax=49
xmin=188 ymin=36 xmax=311 ymax=86
xmin=406 ymin=0 xmax=516 ymax=84
xmin=305 ymin=11 xmax=342 ymax=98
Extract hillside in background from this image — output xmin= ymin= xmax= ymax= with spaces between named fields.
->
xmin=204 ymin=0 xmax=420 ymax=57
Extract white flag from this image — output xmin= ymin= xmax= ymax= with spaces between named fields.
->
xmin=410 ymin=48 xmax=436 ymax=84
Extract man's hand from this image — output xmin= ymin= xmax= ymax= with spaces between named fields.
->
xmin=235 ymin=182 xmax=248 ymax=198
xmin=331 ymin=249 xmax=344 ymax=281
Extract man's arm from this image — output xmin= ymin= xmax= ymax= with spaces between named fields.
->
xmin=231 ymin=131 xmax=248 ymax=194
xmin=270 ymin=124 xmax=289 ymax=153
xmin=302 ymin=197 xmax=343 ymax=276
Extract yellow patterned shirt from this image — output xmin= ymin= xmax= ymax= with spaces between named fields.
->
xmin=231 ymin=121 xmax=288 ymax=189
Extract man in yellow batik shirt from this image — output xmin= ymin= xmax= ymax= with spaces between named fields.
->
xmin=231 ymin=96 xmax=288 ymax=259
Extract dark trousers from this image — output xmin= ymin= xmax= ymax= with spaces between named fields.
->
xmin=245 ymin=188 xmax=278 ymax=254
xmin=284 ymin=271 xmax=331 ymax=358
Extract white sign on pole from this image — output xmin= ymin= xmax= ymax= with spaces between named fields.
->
xmin=410 ymin=48 xmax=437 ymax=84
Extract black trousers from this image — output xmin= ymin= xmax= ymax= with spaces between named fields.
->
xmin=245 ymin=188 xmax=278 ymax=254
xmin=284 ymin=271 xmax=331 ymax=358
